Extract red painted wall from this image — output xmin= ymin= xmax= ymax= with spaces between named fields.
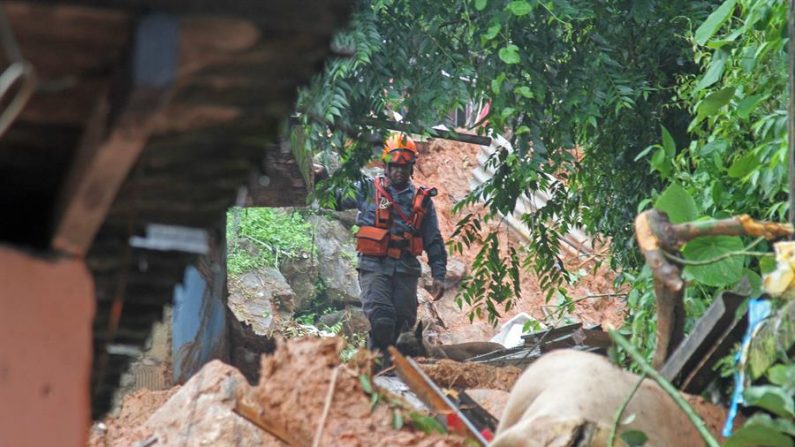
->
xmin=0 ymin=246 xmax=94 ymax=447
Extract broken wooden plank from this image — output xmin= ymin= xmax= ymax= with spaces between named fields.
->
xmin=388 ymin=347 xmax=489 ymax=446
xmin=51 ymin=13 xmax=177 ymax=256
xmin=661 ymin=291 xmax=748 ymax=392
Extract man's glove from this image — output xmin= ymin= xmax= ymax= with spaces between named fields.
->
xmin=430 ymin=278 xmax=445 ymax=301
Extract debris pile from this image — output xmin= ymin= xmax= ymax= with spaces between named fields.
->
xmin=91 ymin=337 xmax=473 ymax=446
xmin=421 ymin=360 xmax=522 ymax=392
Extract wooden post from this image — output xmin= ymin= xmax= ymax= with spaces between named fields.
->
xmin=51 ymin=13 xmax=178 ymax=256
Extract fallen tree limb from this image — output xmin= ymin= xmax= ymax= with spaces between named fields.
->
xmin=634 ymin=210 xmax=792 ymax=368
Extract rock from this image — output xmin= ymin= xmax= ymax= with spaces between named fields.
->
xmin=329 ymin=209 xmax=358 ymax=228
xmin=341 ymin=307 xmax=370 ymax=336
xmin=136 ymin=360 xmax=282 ymax=446
xmin=280 ymin=254 xmax=319 ymax=313
xmin=226 ymin=312 xmax=277 ymax=383
xmin=317 ymin=309 xmax=346 ymax=328
xmin=226 ymin=269 xmax=286 ymax=382
xmin=307 ymin=214 xmax=361 ymax=305
xmin=445 ymin=257 xmax=467 ymax=288
xmin=318 ymin=307 xmax=370 ymax=338
xmin=228 ymin=268 xmax=295 ymax=334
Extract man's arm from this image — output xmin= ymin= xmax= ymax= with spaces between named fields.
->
xmin=334 ymin=177 xmax=373 ymax=211
xmin=421 ymin=199 xmax=447 ymax=284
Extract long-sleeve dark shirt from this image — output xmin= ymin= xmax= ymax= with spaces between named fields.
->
xmin=337 ymin=177 xmax=447 ymax=280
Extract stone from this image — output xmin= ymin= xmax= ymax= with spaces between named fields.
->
xmin=280 ymin=254 xmax=319 ymax=313
xmin=318 ymin=307 xmax=370 ymax=338
xmin=137 ymin=360 xmax=281 ymax=446
xmin=228 ymin=268 xmax=295 ymax=335
xmin=307 ymin=214 xmax=361 ymax=306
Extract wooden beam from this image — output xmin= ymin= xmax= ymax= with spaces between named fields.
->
xmin=660 ymin=291 xmax=747 ymax=393
xmin=16 ymin=0 xmax=351 ymax=34
xmin=51 ymin=13 xmax=178 ymax=256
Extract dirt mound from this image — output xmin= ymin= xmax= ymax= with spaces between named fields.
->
xmin=89 ymin=387 xmax=180 ymax=446
xmin=421 ymin=359 xmax=522 ymax=392
xmin=412 ymin=136 xmax=626 ymax=340
xmin=93 ymin=337 xmax=473 ymax=446
xmin=250 ymin=337 xmax=468 ymax=446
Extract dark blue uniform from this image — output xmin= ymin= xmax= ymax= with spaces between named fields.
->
xmin=338 ymin=177 xmax=447 ymax=351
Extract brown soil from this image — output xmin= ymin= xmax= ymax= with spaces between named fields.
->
xmin=420 ymin=359 xmax=522 ymax=392
xmin=89 ymin=387 xmax=180 ymax=447
xmin=250 ymin=337 xmax=469 ymax=446
xmin=413 ymin=137 xmax=626 ymax=341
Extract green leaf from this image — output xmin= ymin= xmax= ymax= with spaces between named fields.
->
xmin=392 ymin=409 xmax=404 ymax=429
xmin=736 ymin=94 xmax=768 ymax=119
xmin=697 ymin=87 xmax=735 ymax=117
xmin=484 ymin=23 xmax=501 ymax=40
xmin=620 ymin=430 xmax=649 ymax=447
xmin=655 ymin=183 xmax=697 ymax=224
xmin=409 ymin=412 xmax=446 ymax=434
xmin=699 ymin=139 xmax=728 ymax=157
xmin=694 ymin=0 xmax=738 ymax=46
xmin=725 ymin=414 xmax=795 ymax=447
xmin=694 ymin=48 xmax=728 ymax=92
xmin=650 ymin=147 xmax=671 ymax=177
xmin=506 ymin=1 xmax=532 ymax=16
xmin=661 ymin=126 xmax=676 ymax=156
xmin=768 ymin=364 xmax=795 ymax=389
xmin=515 ymin=86 xmax=533 ymax=98
xmin=741 ymin=269 xmax=762 ymax=296
xmin=728 ymin=152 xmax=758 ymax=178
xmin=359 ymin=374 xmax=373 ymax=394
xmin=682 ymin=236 xmax=745 ymax=287
xmin=744 ymin=385 xmax=795 ymax=418
xmin=499 ymin=44 xmax=521 ymax=64
xmin=474 ymin=0 xmax=488 ymax=11
xmin=760 ymin=256 xmax=777 ymax=274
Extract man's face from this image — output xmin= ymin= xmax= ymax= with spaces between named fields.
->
xmin=387 ymin=163 xmax=412 ymax=188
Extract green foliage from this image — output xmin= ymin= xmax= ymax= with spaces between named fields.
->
xmin=681 ymin=236 xmax=745 ymax=287
xmin=409 ymin=412 xmax=447 ymax=434
xmin=655 ymin=183 xmax=698 ymax=224
xmin=620 ymin=430 xmax=649 ymax=447
xmin=725 ymin=414 xmax=795 ymax=447
xmin=226 ymin=208 xmax=315 ymax=276
xmin=666 ymin=0 xmax=789 ymax=225
xmin=299 ymin=1 xmax=714 ymax=324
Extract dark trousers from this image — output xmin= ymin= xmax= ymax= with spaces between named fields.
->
xmin=358 ymin=270 xmax=419 ymax=352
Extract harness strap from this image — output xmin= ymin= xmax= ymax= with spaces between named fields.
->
xmin=374 ymin=176 xmax=412 ymax=225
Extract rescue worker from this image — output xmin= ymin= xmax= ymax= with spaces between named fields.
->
xmin=336 ymin=133 xmax=447 ymax=356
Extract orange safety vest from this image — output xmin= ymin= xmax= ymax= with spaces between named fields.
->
xmin=355 ymin=176 xmax=437 ymax=259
